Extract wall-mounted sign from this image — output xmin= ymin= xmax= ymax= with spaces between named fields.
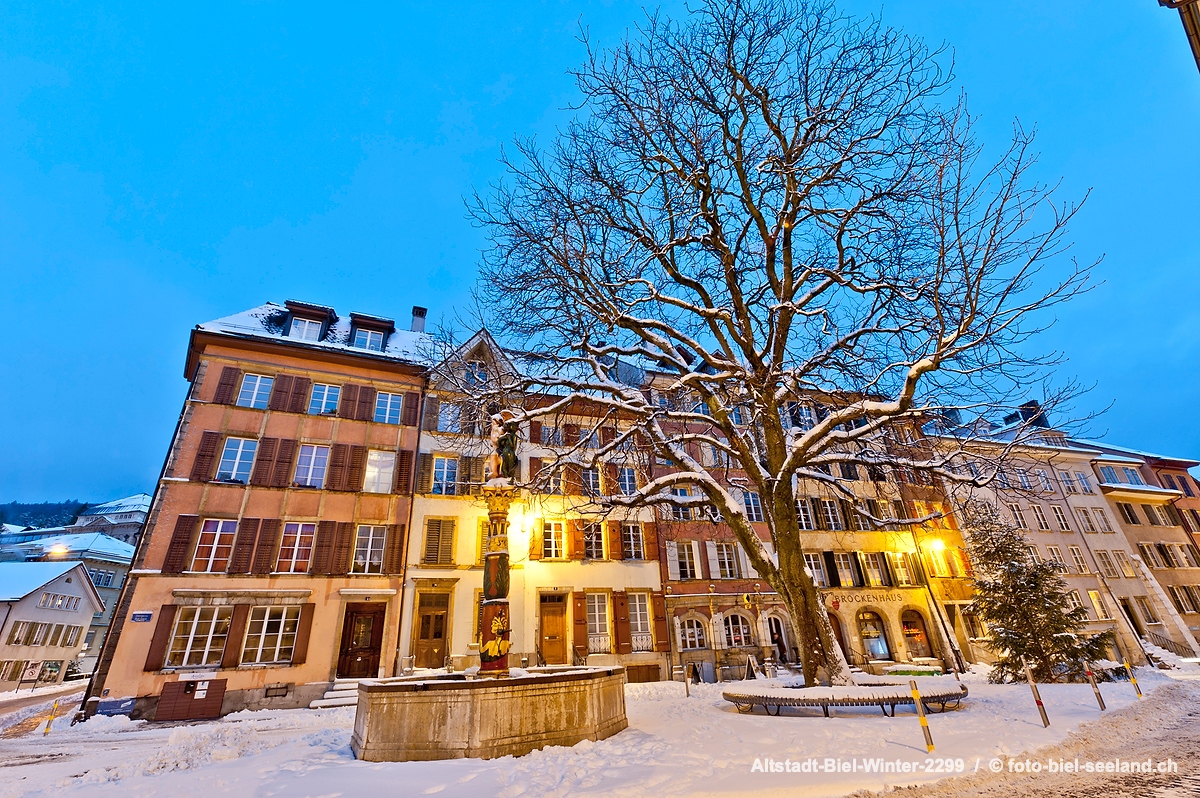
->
xmin=826 ymin=593 xmax=906 ymax=605
xmin=130 ymin=611 xmax=153 ymax=623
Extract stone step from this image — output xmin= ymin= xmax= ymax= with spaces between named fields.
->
xmin=309 ymin=696 xmax=359 ymax=709
xmin=320 ymin=688 xmax=359 ymax=700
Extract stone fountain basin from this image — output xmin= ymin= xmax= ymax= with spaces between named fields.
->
xmin=350 ymin=666 xmax=628 ymax=761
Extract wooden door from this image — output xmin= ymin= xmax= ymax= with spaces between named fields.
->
xmin=413 ymin=592 xmax=450 ymax=669
xmin=540 ymin=594 xmax=567 ymax=664
xmin=156 ymin=678 xmax=227 ymax=721
xmin=337 ymin=602 xmax=386 ymax=678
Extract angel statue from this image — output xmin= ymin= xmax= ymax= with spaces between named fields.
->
xmin=485 ymin=407 xmax=520 ymax=482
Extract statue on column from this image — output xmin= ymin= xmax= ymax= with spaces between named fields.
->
xmin=485 ymin=407 xmax=520 ymax=483
xmin=479 ymin=405 xmax=518 ymax=675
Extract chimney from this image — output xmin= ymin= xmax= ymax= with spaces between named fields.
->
xmin=411 ymin=306 xmax=428 ymax=333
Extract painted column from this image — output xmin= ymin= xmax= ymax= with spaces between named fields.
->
xmin=479 ymin=486 xmax=515 ymax=675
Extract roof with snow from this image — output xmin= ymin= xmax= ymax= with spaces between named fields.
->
xmin=77 ymin=494 xmax=152 ymax=518
xmin=1 ymin=523 xmax=33 ymax=535
xmin=196 ymin=302 xmax=438 ymax=367
xmin=1068 ymin=439 xmax=1199 ymax=468
xmin=6 ymin=532 xmax=134 ymax=564
xmin=0 ymin=561 xmax=88 ymax=602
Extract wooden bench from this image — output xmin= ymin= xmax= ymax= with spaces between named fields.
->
xmin=722 ymin=682 xmax=968 ymax=717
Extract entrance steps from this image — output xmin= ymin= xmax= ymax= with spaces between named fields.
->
xmin=309 ymin=678 xmax=363 ymax=709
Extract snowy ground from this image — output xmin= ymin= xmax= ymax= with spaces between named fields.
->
xmin=0 ymin=666 xmax=1193 ymax=798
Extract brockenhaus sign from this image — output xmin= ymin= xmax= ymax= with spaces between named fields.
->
xmin=827 ymin=593 xmax=906 ymax=605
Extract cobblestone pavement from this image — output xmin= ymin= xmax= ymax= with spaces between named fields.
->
xmin=852 ymin=677 xmax=1200 ymax=798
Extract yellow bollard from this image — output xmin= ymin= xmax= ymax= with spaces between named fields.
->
xmin=43 ymin=700 xmax=60 ymax=736
xmin=909 ymin=680 xmax=935 ymax=753
xmin=1123 ymin=660 xmax=1142 ymax=699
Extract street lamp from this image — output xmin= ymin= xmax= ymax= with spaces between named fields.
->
xmin=1160 ymin=0 xmax=1200 ymax=73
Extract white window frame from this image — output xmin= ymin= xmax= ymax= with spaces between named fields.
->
xmin=166 ymin=606 xmax=233 ymax=668
xmin=1008 ymin=503 xmax=1028 ymax=530
xmin=586 ymin=593 xmax=609 ymax=636
xmin=1051 ymin=505 xmax=1071 ymax=531
xmin=1030 ymin=504 xmax=1050 ymax=531
xmin=374 ymin=392 xmax=403 ymax=425
xmin=714 ymin=542 xmax=740 ymax=579
xmin=432 ymin=456 xmax=459 ymax=495
xmin=628 ymin=593 xmax=651 ymax=635
xmin=1076 ymin=472 xmax=1094 ymax=494
xmin=362 ymin=450 xmax=396 ymax=493
xmin=215 ymin=437 xmax=257 ymax=483
xmin=621 ymin=524 xmax=645 ymax=560
xmin=236 ymin=374 xmax=273 ymax=409
xmin=1112 ymin=549 xmax=1136 ymax=578
xmin=276 ymin=522 xmax=316 ymax=573
xmin=289 ymin=317 xmax=322 ymax=341
xmin=1094 ymin=550 xmax=1118 ymax=579
xmin=351 ymin=525 xmax=387 ymax=574
xmin=353 ymin=328 xmax=384 ymax=351
xmin=680 ymin=617 xmax=707 ymax=649
xmin=294 ymin=444 xmax=330 ymax=488
xmin=583 ymin=524 xmax=605 ymax=560
xmin=542 ymin=521 xmax=564 ymax=559
xmin=724 ymin=613 xmax=754 ymax=647
xmin=617 ymin=467 xmax=637 ymax=496
xmin=581 ymin=467 xmax=601 ymax=496
xmin=190 ymin=519 xmax=237 ymax=573
xmin=677 ymin=540 xmax=699 ymax=580
xmin=308 ymin=383 xmax=341 ymax=415
xmin=804 ymin=553 xmax=828 ymax=587
xmin=742 ymin=491 xmax=765 ymax=523
xmin=241 ymin=606 xmax=302 ymax=664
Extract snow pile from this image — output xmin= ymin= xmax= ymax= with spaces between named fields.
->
xmin=1141 ymin=640 xmax=1200 ymax=671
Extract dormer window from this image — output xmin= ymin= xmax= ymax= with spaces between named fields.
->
xmin=465 ymin=360 xmax=487 ymax=387
xmin=290 ymin=317 xmax=323 ymax=341
xmin=353 ymin=328 xmax=385 ymax=351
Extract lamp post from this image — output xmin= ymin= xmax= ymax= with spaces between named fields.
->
xmin=1160 ymin=0 xmax=1200 ymax=73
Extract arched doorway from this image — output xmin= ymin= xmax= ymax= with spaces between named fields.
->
xmin=828 ymin=613 xmax=847 ymax=661
xmin=767 ymin=615 xmax=790 ymax=663
xmin=857 ymin=610 xmax=892 ymax=661
xmin=901 ymin=609 xmax=933 ymax=658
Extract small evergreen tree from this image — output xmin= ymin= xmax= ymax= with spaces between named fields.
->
xmin=962 ymin=501 xmax=1113 ymax=683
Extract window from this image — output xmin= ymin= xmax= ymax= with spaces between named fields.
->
xmin=966 ymin=461 xmax=981 ymax=478
xmin=1017 ymin=469 xmax=1033 ymax=490
xmin=1087 ymin=590 xmax=1112 ymax=620
xmin=353 ymin=328 xmax=384 ymax=351
xmin=617 ymin=467 xmax=637 ymax=496
xmin=1036 ymin=469 xmax=1054 ymax=492
xmin=542 ymin=521 xmax=564 ymax=559
xmin=294 ymin=445 xmax=329 ymax=488
xmin=821 ymin=500 xmax=843 ymax=530
xmin=1066 ymin=590 xmax=1084 ymax=611
xmin=1134 ymin=596 xmax=1160 ymax=624
xmin=1117 ymin=502 xmax=1140 ymax=525
xmin=90 ymin=569 xmax=115 ymax=588
xmin=5 ymin=622 xmax=29 ymax=646
xmin=1181 ymin=477 xmax=1196 ymax=498
xmin=1030 ymin=505 xmax=1050 ymax=531
xmin=308 ymin=383 xmax=341 ymax=415
xmin=236 ymin=374 xmax=273 ymax=409
xmin=362 ymin=451 xmax=396 ymax=493
xmin=795 ymin=499 xmax=816 ymax=530
xmin=276 ymin=523 xmax=316 ymax=573
xmin=863 ymin=552 xmax=890 ymax=587
xmin=64 ymin=626 xmax=81 ymax=647
xmin=724 ymin=614 xmax=754 ymax=647
xmin=1099 ymin=465 xmax=1118 ymax=483
xmin=581 ymin=468 xmax=601 ymax=497
xmin=540 ymin=425 xmax=561 ymax=445
xmin=191 ymin=519 xmax=237 ymax=572
xmin=628 ymin=593 xmax=651 ymax=640
xmin=583 ymin=524 xmax=605 ymax=559
xmin=1138 ymin=544 xmax=1163 ymax=568
xmin=215 ymin=438 xmax=257 ymax=483
xmin=1026 ymin=545 xmax=1041 ymax=564
xmin=1069 ymin=546 xmax=1088 ymax=573
xmin=1051 ymin=505 xmax=1071 ymax=531
xmin=743 ymin=491 xmax=765 ymax=523
xmin=1008 ymin=503 xmax=1028 ymax=530
xmin=422 ymin=519 xmax=455 ymax=565
xmin=352 ymin=525 xmax=387 ymax=574
xmin=1140 ymin=504 xmax=1161 ymax=526
xmin=621 ymin=524 xmax=644 ymax=560
xmin=1075 ymin=508 xmax=1097 ymax=533
xmin=1046 ymin=545 xmax=1066 ymax=571
xmin=166 ymin=606 xmax=233 ymax=667
xmin=374 ymin=392 xmax=403 ymax=425
xmin=1095 ymin=551 xmax=1119 ymax=579
xmin=805 ymin=553 xmax=828 ymax=587
xmin=677 ymin=540 xmax=699 ymax=580
xmin=464 ymin=360 xmax=487 ymax=388
xmin=289 ymin=317 xmax=322 ymax=341
xmin=307 ymin=379 xmax=340 ymax=412
xmin=31 ymin=623 xmax=50 ymax=646
xmin=834 ymin=552 xmax=860 ymax=586
xmin=1158 ymin=544 xmax=1180 ymax=568
xmin=1112 ymin=549 xmax=1136 ymax=578
xmin=1094 ymin=508 xmax=1114 ymax=532
xmin=1169 ymin=586 xmax=1198 ymax=614
xmin=432 ymin=456 xmax=459 ymax=495
xmin=436 ymin=403 xmax=461 ymax=434
xmin=714 ymin=543 xmax=741 ymax=579
xmin=672 ymin=487 xmax=693 ymax=521
xmin=241 ymin=606 xmax=301 ymax=664
xmin=680 ymin=618 xmax=707 ymax=649
xmin=888 ymin=552 xmax=917 ymax=586
xmin=1123 ymin=467 xmax=1144 ymax=486
xmin=1058 ymin=471 xmax=1077 ymax=494
xmin=1076 ymin=472 xmax=1094 ymax=494
xmin=586 ymin=593 xmax=609 ymax=638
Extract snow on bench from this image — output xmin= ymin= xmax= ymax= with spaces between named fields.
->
xmin=721 ymin=677 xmax=968 ymax=717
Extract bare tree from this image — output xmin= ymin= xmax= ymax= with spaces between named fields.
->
xmin=465 ymin=0 xmax=1092 ymax=685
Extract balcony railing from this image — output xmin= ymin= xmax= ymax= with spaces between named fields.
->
xmin=1144 ymin=630 xmax=1195 ymax=659
xmin=587 ymin=634 xmax=611 ymax=654
xmin=631 ymin=632 xmax=654 ymax=652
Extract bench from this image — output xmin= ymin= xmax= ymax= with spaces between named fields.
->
xmin=721 ymin=682 xmax=968 ymax=717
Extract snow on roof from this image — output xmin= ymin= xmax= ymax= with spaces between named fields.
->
xmin=1 ymin=523 xmax=33 ymax=535
xmin=78 ymin=493 xmax=151 ymax=517
xmin=197 ymin=303 xmax=438 ymax=367
xmin=8 ymin=532 xmax=134 ymax=562
xmin=0 ymin=561 xmax=85 ymax=601
xmin=1069 ymin=439 xmax=1199 ymax=468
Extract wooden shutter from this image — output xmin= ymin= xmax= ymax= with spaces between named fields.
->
xmin=823 ymin=551 xmax=841 ymax=587
xmin=270 ymin=439 xmax=298 ymax=487
xmin=569 ymin=520 xmax=585 ymax=560
xmin=143 ymin=604 xmax=178 ymax=671
xmin=401 ymin=392 xmax=420 ymax=426
xmin=311 ymin=520 xmax=337 ymax=574
xmin=613 ymin=591 xmax=632 ymax=654
xmin=331 ymin=522 xmax=355 ymax=575
xmin=850 ymin=551 xmax=866 ymax=586
xmin=287 ymin=377 xmax=311 ymax=413
xmin=608 ymin=521 xmax=625 ymax=560
xmin=528 ymin=457 xmax=543 ymax=485
xmin=528 ymin=520 xmax=543 ymax=560
xmin=572 ymin=592 xmax=589 ymax=659
xmin=529 ymin=420 xmax=542 ymax=445
xmin=228 ymin=518 xmax=261 ymax=574
xmin=461 ymin=456 xmax=483 ymax=495
xmin=439 ymin=520 xmax=455 ymax=564
xmin=810 ymin=499 xmax=826 ymax=529
xmin=325 ymin=443 xmax=349 ymax=492
xmin=907 ymin=552 xmax=928 ymax=585
xmin=423 ymin=519 xmax=443 ymax=564
xmin=643 ymin=523 xmax=658 ymax=561
xmin=383 ymin=524 xmax=406 ymax=574
xmin=291 ymin=603 xmax=315 ymax=665
xmin=189 ymin=431 xmax=223 ymax=482
xmin=221 ymin=604 xmax=250 ymax=669
xmin=356 ymin=386 xmax=377 ymax=422
xmin=346 ymin=445 xmax=367 ymax=491
xmin=268 ymin=374 xmax=294 ymax=411
xmin=416 ymin=453 xmax=434 ymax=494
xmin=603 ymin=464 xmax=619 ymax=496
xmin=564 ymin=423 xmax=580 ymax=446
xmin=600 ymin=426 xmax=616 ymax=446
xmin=161 ymin=515 xmax=199 ymax=574
xmin=665 ymin=540 xmax=680 ymax=580
xmin=422 ymin=396 xmax=440 ymax=430
xmin=249 ymin=438 xmax=278 ymax=486
xmin=705 ymin=541 xmax=721 ymax=579
xmin=338 ymin=384 xmax=360 ymax=419
xmin=212 ymin=366 xmax=241 ymax=405
xmin=251 ymin=519 xmax=281 ymax=575
xmin=651 ymin=592 xmax=670 ymax=652
xmin=393 ymin=450 xmax=414 ymax=493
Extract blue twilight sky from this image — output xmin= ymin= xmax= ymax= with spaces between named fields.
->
xmin=1 ymin=2 xmax=1197 ymax=502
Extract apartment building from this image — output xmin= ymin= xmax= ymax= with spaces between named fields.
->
xmin=1 ymin=562 xmax=103 ymax=689
xmin=398 ymin=333 xmax=669 ymax=681
xmin=89 ymin=301 xmax=430 ymax=719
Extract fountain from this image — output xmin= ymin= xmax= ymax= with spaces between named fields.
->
xmin=350 ymin=409 xmax=629 ymax=762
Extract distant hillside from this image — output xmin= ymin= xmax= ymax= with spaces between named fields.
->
xmin=0 ymin=501 xmax=90 ymax=529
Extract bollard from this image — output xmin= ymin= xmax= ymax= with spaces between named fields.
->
xmin=1083 ymin=661 xmax=1106 ymax=711
xmin=1022 ymin=658 xmax=1050 ymax=727
xmin=1123 ymin=659 xmax=1142 ymax=699
xmin=908 ymin=680 xmax=935 ymax=753
xmin=43 ymin=700 xmax=60 ymax=736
